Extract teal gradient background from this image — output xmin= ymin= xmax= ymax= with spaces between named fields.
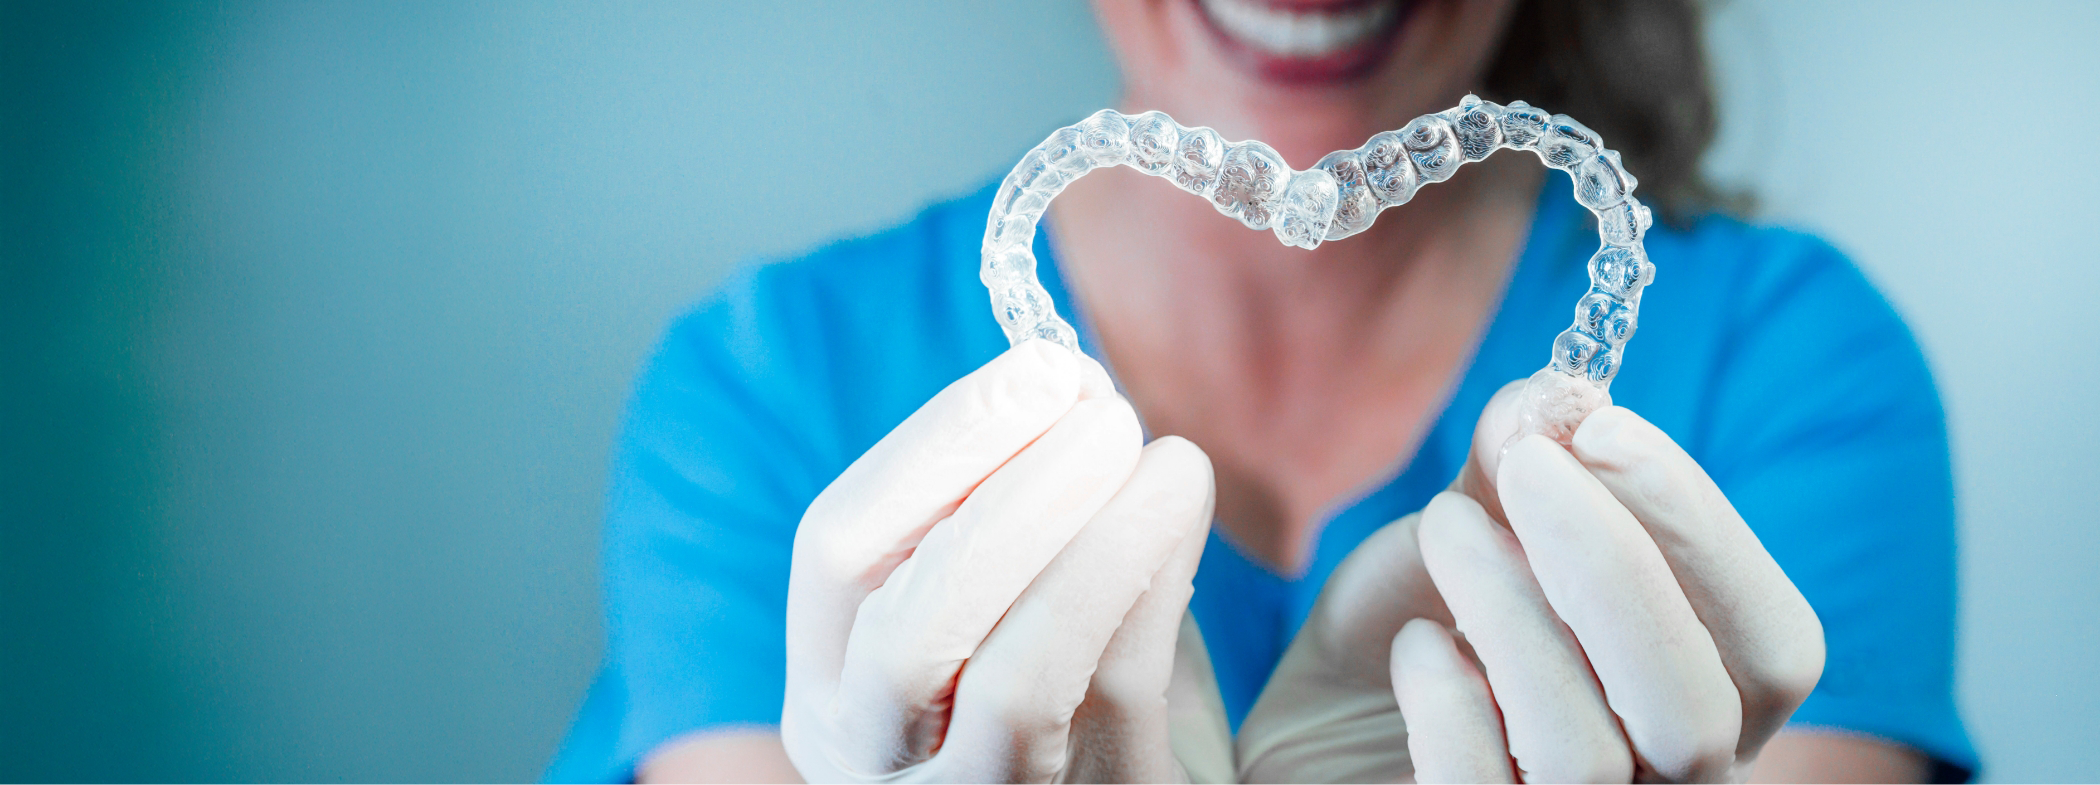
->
xmin=5 ymin=1 xmax=2094 ymax=781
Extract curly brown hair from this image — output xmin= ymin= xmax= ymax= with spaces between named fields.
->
xmin=1482 ymin=0 xmax=1746 ymax=223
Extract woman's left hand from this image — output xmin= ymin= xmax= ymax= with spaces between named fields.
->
xmin=1237 ymin=379 xmax=1827 ymax=783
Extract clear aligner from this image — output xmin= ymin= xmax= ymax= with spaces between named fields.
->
xmin=981 ymin=95 xmax=1657 ymax=440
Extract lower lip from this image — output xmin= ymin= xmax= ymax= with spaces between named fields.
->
xmin=1194 ymin=0 xmax=1412 ymax=84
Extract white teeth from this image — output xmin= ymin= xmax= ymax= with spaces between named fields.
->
xmin=1199 ymin=0 xmax=1398 ymax=58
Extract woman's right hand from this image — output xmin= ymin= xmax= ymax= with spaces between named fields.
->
xmin=779 ymin=340 xmax=1224 ymax=783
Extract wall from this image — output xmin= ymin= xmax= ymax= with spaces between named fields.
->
xmin=4 ymin=0 xmax=2092 ymax=780
xmin=4 ymin=2 xmax=1116 ymax=780
xmin=1704 ymin=3 xmax=2100 ymax=781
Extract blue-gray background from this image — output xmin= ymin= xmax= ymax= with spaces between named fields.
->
xmin=5 ymin=1 xmax=2093 ymax=781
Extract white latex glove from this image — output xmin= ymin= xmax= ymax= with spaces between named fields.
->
xmin=1237 ymin=380 xmax=1826 ymax=783
xmin=781 ymin=340 xmax=1233 ymax=784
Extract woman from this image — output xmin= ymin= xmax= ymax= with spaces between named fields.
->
xmin=550 ymin=0 xmax=1973 ymax=781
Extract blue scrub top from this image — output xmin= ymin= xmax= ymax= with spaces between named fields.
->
xmin=547 ymin=174 xmax=1976 ymax=782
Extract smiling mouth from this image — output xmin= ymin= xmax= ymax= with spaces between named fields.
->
xmin=1195 ymin=0 xmax=1412 ymax=83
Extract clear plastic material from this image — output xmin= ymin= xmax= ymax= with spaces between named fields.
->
xmin=982 ymin=95 xmax=1656 ymax=441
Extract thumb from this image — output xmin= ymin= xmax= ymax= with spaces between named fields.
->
xmin=1458 ymin=371 xmax=1617 ymax=522
xmin=1297 ymin=513 xmax=1451 ymax=677
xmin=1236 ymin=512 xmax=1449 ymax=783
xmin=1450 ymin=378 xmax=1528 ymax=523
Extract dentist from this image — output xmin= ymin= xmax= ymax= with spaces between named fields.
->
xmin=550 ymin=0 xmax=1972 ymax=782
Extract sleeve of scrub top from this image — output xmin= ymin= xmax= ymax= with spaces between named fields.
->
xmin=546 ymin=263 xmax=837 ymax=783
xmin=1697 ymin=232 xmax=1976 ymax=780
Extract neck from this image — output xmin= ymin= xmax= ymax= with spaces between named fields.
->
xmin=1044 ymin=145 xmax=1542 ymax=573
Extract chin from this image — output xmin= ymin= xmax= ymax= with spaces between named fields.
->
xmin=1192 ymin=0 xmax=1416 ymax=85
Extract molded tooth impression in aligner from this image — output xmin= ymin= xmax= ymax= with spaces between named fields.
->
xmin=982 ymin=95 xmax=1658 ymax=441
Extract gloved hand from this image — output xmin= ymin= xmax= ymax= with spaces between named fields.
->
xmin=1237 ymin=379 xmax=1826 ymax=783
xmin=781 ymin=340 xmax=1233 ymax=783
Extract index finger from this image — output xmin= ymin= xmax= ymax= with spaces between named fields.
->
xmin=1570 ymin=406 xmax=1827 ymax=755
xmin=786 ymin=340 xmax=1099 ymax=693
xmin=1497 ymin=434 xmax=1742 ymax=782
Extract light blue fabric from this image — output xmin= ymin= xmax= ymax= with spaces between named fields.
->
xmin=547 ymin=174 xmax=1976 ymax=781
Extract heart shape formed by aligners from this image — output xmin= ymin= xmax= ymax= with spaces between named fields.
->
xmin=981 ymin=94 xmax=1657 ymax=441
